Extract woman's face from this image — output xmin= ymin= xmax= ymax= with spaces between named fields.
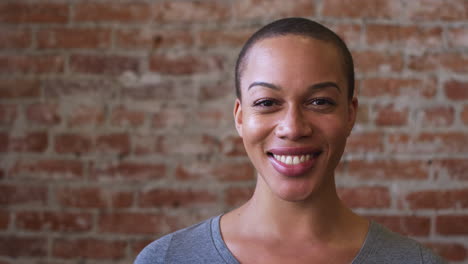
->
xmin=234 ymin=35 xmax=357 ymax=202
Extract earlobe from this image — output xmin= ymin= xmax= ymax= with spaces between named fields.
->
xmin=233 ymin=99 xmax=243 ymax=137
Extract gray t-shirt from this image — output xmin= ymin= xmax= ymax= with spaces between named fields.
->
xmin=134 ymin=215 xmax=446 ymax=264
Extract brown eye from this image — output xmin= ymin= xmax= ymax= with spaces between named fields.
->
xmin=253 ymin=99 xmax=277 ymax=107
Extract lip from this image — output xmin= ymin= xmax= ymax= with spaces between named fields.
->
xmin=266 ymin=147 xmax=322 ymax=177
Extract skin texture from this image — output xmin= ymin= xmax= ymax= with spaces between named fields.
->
xmin=221 ymin=35 xmax=369 ymax=264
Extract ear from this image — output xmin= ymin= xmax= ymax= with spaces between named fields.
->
xmin=346 ymin=97 xmax=358 ymax=136
xmin=233 ymin=99 xmax=243 ymax=138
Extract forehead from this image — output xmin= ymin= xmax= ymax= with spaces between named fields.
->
xmin=241 ymin=35 xmax=345 ymax=91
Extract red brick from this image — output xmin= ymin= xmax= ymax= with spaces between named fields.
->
xmin=10 ymin=159 xmax=84 ymax=179
xmin=221 ymin=135 xmax=247 ymax=157
xmin=0 ymin=79 xmax=40 ymax=99
xmin=0 ymin=184 xmax=47 ymax=206
xmin=345 ymin=132 xmax=384 ymax=154
xmin=360 ymin=77 xmax=437 ymax=98
xmin=0 ymin=104 xmax=17 ymax=125
xmin=122 ymin=80 xmax=196 ymax=101
xmin=447 ymin=27 xmax=468 ymax=48
xmin=67 ymin=104 xmax=105 ymax=127
xmin=338 ymin=186 xmax=391 ymax=209
xmin=0 ymin=211 xmax=9 ymax=229
xmin=375 ymin=104 xmax=408 ymax=126
xmin=366 ymin=215 xmax=430 ymax=236
xmin=225 ymin=186 xmax=254 ymax=207
xmin=38 ymin=28 xmax=112 ymax=49
xmin=433 ymin=159 xmax=468 ymax=180
xmin=1 ymin=131 xmax=48 ymax=153
xmin=0 ymin=28 xmax=31 ymax=48
xmin=417 ymin=106 xmax=454 ymax=126
xmin=347 ymin=160 xmax=428 ymax=180
xmin=426 ymin=242 xmax=467 ymax=261
xmin=355 ymin=103 xmax=369 ymax=125
xmin=96 ymin=133 xmax=130 ymax=155
xmin=175 ymin=160 xmax=254 ymax=182
xmin=462 ymin=105 xmax=468 ymax=125
xmin=56 ymin=187 xmax=132 ymax=208
xmin=116 ymin=29 xmax=193 ymax=49
xmin=159 ymin=134 xmax=221 ymax=156
xmin=16 ymin=211 xmax=92 ymax=232
xmin=0 ymin=2 xmax=68 ymax=23
xmin=70 ymin=54 xmax=139 ymax=75
xmin=199 ymin=80 xmax=233 ymax=101
xmin=366 ymin=25 xmax=442 ymax=48
xmin=133 ymin=134 xmax=162 ymax=155
xmin=196 ymin=108 xmax=231 ymax=128
xmin=406 ymin=0 xmax=468 ymax=21
xmin=152 ymin=109 xmax=189 ymax=129
xmin=26 ymin=103 xmax=61 ymax=125
xmin=111 ymin=106 xmax=145 ymax=127
xmin=154 ymin=1 xmax=230 ymax=23
xmin=54 ymin=133 xmax=93 ymax=154
xmin=197 ymin=29 xmax=253 ymax=48
xmin=92 ymin=162 xmax=166 ymax=181
xmin=139 ymin=189 xmax=217 ymax=208
xmin=233 ymin=0 xmax=314 ymax=19
xmin=132 ymin=239 xmax=153 ymax=256
xmin=437 ymin=215 xmax=468 ymax=235
xmin=444 ymin=80 xmax=468 ymax=100
xmin=408 ymin=53 xmax=468 ymax=73
xmin=150 ymin=53 xmax=224 ymax=75
xmin=0 ymin=236 xmax=47 ymax=257
xmin=353 ymin=50 xmax=404 ymax=74
xmin=44 ymin=78 xmax=115 ymax=98
xmin=53 ymin=238 xmax=126 ymax=259
xmin=388 ymin=133 xmax=468 ymax=154
xmin=74 ymin=2 xmax=151 ymax=23
xmin=98 ymin=212 xmax=176 ymax=234
xmin=0 ymin=54 xmax=64 ymax=74
xmin=322 ymin=0 xmax=403 ymax=18
xmin=405 ymin=189 xmax=468 ymax=210
xmin=329 ymin=24 xmax=362 ymax=47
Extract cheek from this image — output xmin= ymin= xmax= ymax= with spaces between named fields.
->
xmin=242 ymin=112 xmax=274 ymax=147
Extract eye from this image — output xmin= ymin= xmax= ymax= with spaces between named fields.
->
xmin=253 ymin=99 xmax=278 ymax=107
xmin=311 ymin=98 xmax=334 ymax=106
xmin=306 ymin=98 xmax=336 ymax=110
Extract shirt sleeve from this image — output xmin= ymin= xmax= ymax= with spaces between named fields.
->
xmin=134 ymin=234 xmax=173 ymax=264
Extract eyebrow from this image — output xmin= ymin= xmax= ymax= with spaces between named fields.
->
xmin=248 ymin=81 xmax=341 ymax=93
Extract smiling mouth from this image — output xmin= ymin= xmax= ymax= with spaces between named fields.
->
xmin=267 ymin=151 xmax=322 ymax=165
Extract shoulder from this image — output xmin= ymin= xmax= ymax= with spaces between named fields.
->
xmin=355 ymin=221 xmax=446 ymax=264
xmin=133 ymin=216 xmax=216 ymax=264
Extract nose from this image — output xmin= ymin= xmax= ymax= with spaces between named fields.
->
xmin=275 ymin=105 xmax=313 ymax=141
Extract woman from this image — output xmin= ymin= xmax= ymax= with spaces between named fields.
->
xmin=135 ymin=17 xmax=445 ymax=264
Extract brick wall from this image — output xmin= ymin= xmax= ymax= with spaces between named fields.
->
xmin=1 ymin=0 xmax=467 ymax=263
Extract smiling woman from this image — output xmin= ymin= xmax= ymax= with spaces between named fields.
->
xmin=134 ymin=17 xmax=446 ymax=264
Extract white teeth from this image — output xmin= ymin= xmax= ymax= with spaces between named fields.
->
xmin=272 ymin=154 xmax=313 ymax=165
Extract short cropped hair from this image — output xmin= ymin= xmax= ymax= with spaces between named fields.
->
xmin=235 ymin=17 xmax=355 ymax=100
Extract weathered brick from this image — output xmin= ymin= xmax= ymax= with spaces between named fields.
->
xmin=54 ymin=133 xmax=93 ymax=154
xmin=26 ymin=103 xmax=61 ymax=125
xmin=417 ymin=106 xmax=455 ymax=126
xmin=322 ymin=0 xmax=403 ymax=19
xmin=70 ymin=54 xmax=139 ymax=75
xmin=0 ymin=236 xmax=47 ymax=257
xmin=139 ymin=189 xmax=217 ymax=208
xmin=375 ymin=103 xmax=408 ymax=126
xmin=150 ymin=53 xmax=223 ymax=75
xmin=433 ymin=159 xmax=468 ymax=181
xmin=353 ymin=50 xmax=404 ymax=74
xmin=91 ymin=162 xmax=166 ymax=181
xmin=366 ymin=25 xmax=443 ymax=48
xmin=221 ymin=135 xmax=247 ymax=157
xmin=426 ymin=242 xmax=467 ymax=262
xmin=154 ymin=1 xmax=230 ymax=23
xmin=53 ymin=238 xmax=126 ymax=259
xmin=405 ymin=189 xmax=468 ymax=209
xmin=74 ymin=2 xmax=151 ymax=23
xmin=159 ymin=134 xmax=221 ymax=156
xmin=233 ymin=0 xmax=314 ymax=19
xmin=15 ymin=211 xmax=92 ymax=232
xmin=366 ymin=215 xmax=430 ymax=236
xmin=111 ymin=106 xmax=145 ymax=127
xmin=197 ymin=29 xmax=253 ymax=48
xmin=0 ymin=184 xmax=47 ymax=206
xmin=98 ymin=212 xmax=177 ymax=234
xmin=0 ymin=79 xmax=40 ymax=99
xmin=338 ymin=186 xmax=391 ymax=209
xmin=447 ymin=27 xmax=468 ymax=48
xmin=0 ymin=2 xmax=68 ymax=23
xmin=67 ymin=104 xmax=105 ymax=127
xmin=344 ymin=132 xmax=384 ymax=154
xmin=0 ymin=211 xmax=9 ymax=230
xmin=0 ymin=28 xmax=31 ymax=48
xmin=10 ymin=159 xmax=84 ymax=179
xmin=116 ymin=28 xmax=193 ymax=50
xmin=56 ymin=187 xmax=132 ymax=208
xmin=44 ymin=78 xmax=116 ymax=98
xmin=347 ymin=160 xmax=428 ymax=180
xmin=38 ymin=28 xmax=112 ymax=49
xmin=360 ymin=77 xmax=436 ymax=98
xmin=0 ymin=131 xmax=48 ymax=153
xmin=406 ymin=0 xmax=468 ymax=21
xmin=96 ymin=133 xmax=131 ymax=155
xmin=0 ymin=104 xmax=17 ymax=125
xmin=388 ymin=133 xmax=468 ymax=154
xmin=0 ymin=55 xmax=64 ymax=74
xmin=444 ymin=80 xmax=468 ymax=100
xmin=408 ymin=53 xmax=468 ymax=73
xmin=462 ymin=105 xmax=468 ymax=125
xmin=437 ymin=215 xmax=468 ymax=235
